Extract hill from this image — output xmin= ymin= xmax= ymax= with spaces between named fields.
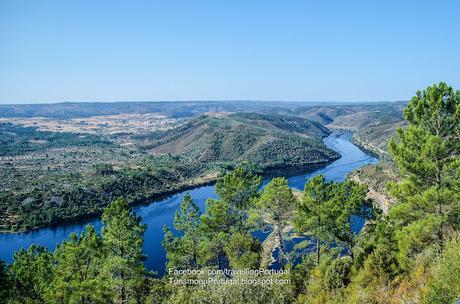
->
xmin=145 ymin=112 xmax=339 ymax=170
xmin=0 ymin=101 xmax=308 ymax=119
xmin=352 ymin=121 xmax=405 ymax=157
xmin=0 ymin=112 xmax=338 ymax=231
xmin=294 ymin=102 xmax=406 ymax=157
xmin=293 ymin=102 xmax=406 ymax=129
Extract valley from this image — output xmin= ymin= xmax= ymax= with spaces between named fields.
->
xmin=0 ymin=101 xmax=403 ymax=232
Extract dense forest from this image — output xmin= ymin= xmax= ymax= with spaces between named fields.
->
xmin=0 ymin=83 xmax=459 ymax=303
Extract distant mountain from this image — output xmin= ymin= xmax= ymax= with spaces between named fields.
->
xmin=0 ymin=100 xmax=407 ymax=120
xmin=0 ymin=101 xmax=273 ymax=119
xmin=144 ymin=112 xmax=339 ymax=170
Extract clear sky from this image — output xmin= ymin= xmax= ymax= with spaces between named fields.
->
xmin=0 ymin=0 xmax=459 ymax=104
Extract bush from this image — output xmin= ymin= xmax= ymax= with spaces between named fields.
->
xmin=426 ymin=234 xmax=460 ymax=304
xmin=324 ymin=257 xmax=353 ymax=290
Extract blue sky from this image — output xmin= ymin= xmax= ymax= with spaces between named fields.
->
xmin=0 ymin=0 xmax=459 ymax=104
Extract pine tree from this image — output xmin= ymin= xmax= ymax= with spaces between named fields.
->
xmin=198 ymin=198 xmax=231 ymax=269
xmin=8 ymin=245 xmax=54 ymax=304
xmin=388 ymin=82 xmax=460 ymax=265
xmin=50 ymin=225 xmax=112 ymax=303
xmin=296 ymin=176 xmax=372 ymax=263
xmin=325 ymin=180 xmax=372 ymax=260
xmin=258 ymin=177 xmax=295 ymax=269
xmin=163 ymin=193 xmax=203 ymax=270
xmin=199 ymin=167 xmax=262 ymax=268
xmin=0 ymin=260 xmax=11 ymax=302
xmin=101 ymin=197 xmax=147 ymax=304
xmin=215 ymin=167 xmax=262 ymax=233
xmin=223 ymin=232 xmax=261 ymax=269
xmin=295 ymin=174 xmax=333 ymax=265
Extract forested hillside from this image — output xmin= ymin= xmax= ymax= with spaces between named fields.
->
xmin=0 ymin=113 xmax=337 ymax=232
xmin=296 ymin=102 xmax=406 ymax=158
xmin=0 ymin=82 xmax=458 ymax=303
xmin=147 ymin=113 xmax=337 ymax=169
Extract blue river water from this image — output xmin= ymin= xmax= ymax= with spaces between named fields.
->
xmin=0 ymin=131 xmax=378 ymax=275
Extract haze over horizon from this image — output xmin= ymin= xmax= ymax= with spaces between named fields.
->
xmin=1 ymin=0 xmax=459 ymax=104
xmin=0 ymin=99 xmax=408 ymax=106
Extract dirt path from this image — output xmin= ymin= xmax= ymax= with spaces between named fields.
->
xmin=260 ymin=224 xmax=294 ymax=268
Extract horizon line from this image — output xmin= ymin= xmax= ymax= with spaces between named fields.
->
xmin=0 ymin=99 xmax=409 ymax=106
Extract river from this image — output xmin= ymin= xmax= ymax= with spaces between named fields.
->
xmin=0 ymin=130 xmax=378 ymax=275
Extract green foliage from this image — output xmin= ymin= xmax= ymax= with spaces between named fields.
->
xmin=198 ymin=197 xmax=233 ymax=268
xmin=0 ymin=260 xmax=11 ymax=302
xmin=163 ymin=193 xmax=203 ymax=270
xmin=215 ymin=167 xmax=262 ymax=233
xmin=394 ymin=215 xmax=443 ymax=269
xmin=357 ymin=219 xmax=401 ymax=280
xmin=93 ymin=163 xmax=115 ymax=175
xmin=258 ymin=177 xmax=296 ymax=268
xmin=426 ymin=234 xmax=460 ymax=304
xmin=324 ymin=257 xmax=353 ymax=291
xmin=101 ymin=197 xmax=147 ymax=303
xmin=2 ymin=197 xmax=150 ymax=304
xmin=296 ymin=175 xmax=372 ymax=263
xmin=0 ymin=123 xmax=111 ymax=156
xmin=296 ymin=251 xmax=344 ymax=303
xmin=388 ymin=82 xmax=460 ymax=267
xmin=224 ymin=232 xmax=261 ymax=269
xmin=8 ymin=245 xmax=54 ymax=304
xmin=295 ymin=174 xmax=334 ymax=264
xmin=199 ymin=168 xmax=263 ymax=268
xmin=326 ymin=180 xmax=372 ymax=259
xmin=148 ymin=112 xmax=338 ymax=169
xmin=162 ymin=168 xmax=264 ymax=273
xmin=49 ymin=225 xmax=113 ymax=304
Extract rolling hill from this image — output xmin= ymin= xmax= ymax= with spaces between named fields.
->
xmin=0 ymin=112 xmax=339 ymax=231
xmin=141 ymin=112 xmax=340 ymax=170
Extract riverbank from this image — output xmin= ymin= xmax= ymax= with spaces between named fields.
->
xmin=351 ymin=134 xmax=386 ymax=159
xmin=0 ymin=159 xmax=338 ymax=234
xmin=0 ymin=172 xmax=219 ymax=234
xmin=0 ymin=131 xmax=378 ymax=274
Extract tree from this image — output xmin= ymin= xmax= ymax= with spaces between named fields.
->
xmin=8 ymin=245 xmax=54 ymax=304
xmin=0 ymin=260 xmax=11 ymax=302
xmin=326 ymin=180 xmax=373 ymax=260
xmin=296 ymin=176 xmax=371 ymax=262
xmin=224 ymin=232 xmax=261 ymax=269
xmin=101 ymin=197 xmax=147 ymax=304
xmin=163 ymin=193 xmax=203 ymax=270
xmin=215 ymin=167 xmax=262 ymax=233
xmin=258 ymin=177 xmax=296 ymax=269
xmin=426 ymin=233 xmax=460 ymax=303
xmin=295 ymin=174 xmax=333 ymax=265
xmin=388 ymin=82 xmax=460 ymax=263
xmin=324 ymin=257 xmax=353 ymax=291
xmin=356 ymin=218 xmax=401 ymax=280
xmin=50 ymin=225 xmax=112 ymax=304
xmin=199 ymin=168 xmax=262 ymax=268
xmin=199 ymin=198 xmax=232 ymax=269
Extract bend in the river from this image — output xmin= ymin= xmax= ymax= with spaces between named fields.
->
xmin=0 ymin=130 xmax=378 ymax=276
